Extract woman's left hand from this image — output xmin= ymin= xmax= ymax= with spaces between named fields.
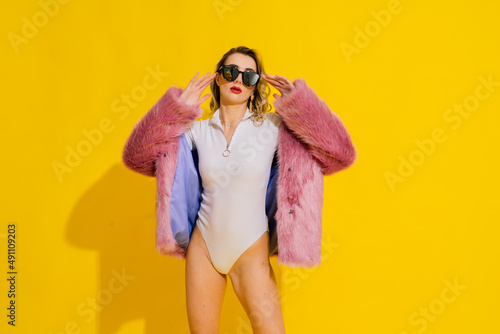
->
xmin=262 ymin=74 xmax=295 ymax=100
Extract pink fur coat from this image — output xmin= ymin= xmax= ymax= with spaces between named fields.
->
xmin=122 ymin=78 xmax=357 ymax=268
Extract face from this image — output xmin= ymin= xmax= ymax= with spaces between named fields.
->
xmin=216 ymin=52 xmax=258 ymax=106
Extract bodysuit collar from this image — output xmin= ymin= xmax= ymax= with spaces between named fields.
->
xmin=210 ymin=107 xmax=252 ymax=125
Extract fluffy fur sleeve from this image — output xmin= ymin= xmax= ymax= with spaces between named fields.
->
xmin=273 ymin=78 xmax=357 ymax=175
xmin=122 ymin=86 xmax=203 ymax=177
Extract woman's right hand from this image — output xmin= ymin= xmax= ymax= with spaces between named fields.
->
xmin=179 ymin=71 xmax=217 ymax=107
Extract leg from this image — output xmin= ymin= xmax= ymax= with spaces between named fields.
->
xmin=228 ymin=231 xmax=286 ymax=334
xmin=185 ymin=223 xmax=228 ymax=334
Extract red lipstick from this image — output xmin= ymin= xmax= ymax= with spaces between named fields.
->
xmin=230 ymin=86 xmax=242 ymax=94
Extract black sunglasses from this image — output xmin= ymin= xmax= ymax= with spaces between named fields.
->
xmin=217 ymin=65 xmax=260 ymax=87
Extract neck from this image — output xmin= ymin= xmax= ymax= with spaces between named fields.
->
xmin=218 ymin=103 xmax=247 ymax=124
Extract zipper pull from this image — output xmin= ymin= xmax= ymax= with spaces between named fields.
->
xmin=223 ymin=143 xmax=230 ymax=157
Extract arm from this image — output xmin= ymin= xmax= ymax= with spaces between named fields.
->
xmin=122 ymin=86 xmax=203 ymax=177
xmin=273 ymin=78 xmax=357 ymax=175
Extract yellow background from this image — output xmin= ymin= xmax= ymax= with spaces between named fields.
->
xmin=1 ymin=0 xmax=499 ymax=333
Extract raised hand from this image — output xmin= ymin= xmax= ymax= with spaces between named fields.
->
xmin=262 ymin=74 xmax=296 ymax=100
xmin=179 ymin=71 xmax=217 ymax=107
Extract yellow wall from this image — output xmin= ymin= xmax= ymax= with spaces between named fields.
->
xmin=2 ymin=0 xmax=498 ymax=333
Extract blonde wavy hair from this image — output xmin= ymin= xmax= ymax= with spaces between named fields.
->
xmin=209 ymin=46 xmax=272 ymax=126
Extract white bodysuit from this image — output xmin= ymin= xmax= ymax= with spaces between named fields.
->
xmin=185 ymin=107 xmax=282 ymax=274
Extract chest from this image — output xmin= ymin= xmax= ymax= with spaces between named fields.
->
xmin=221 ymin=125 xmax=237 ymax=148
xmin=194 ymin=121 xmax=279 ymax=189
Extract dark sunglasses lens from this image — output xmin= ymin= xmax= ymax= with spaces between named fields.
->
xmin=244 ymin=72 xmax=259 ymax=86
xmin=221 ymin=66 xmax=236 ymax=81
xmin=220 ymin=66 xmax=259 ymax=86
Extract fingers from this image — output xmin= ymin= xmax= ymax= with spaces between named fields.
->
xmin=186 ymin=72 xmax=199 ymax=91
xmin=199 ymin=93 xmax=212 ymax=105
xmin=274 ymin=74 xmax=292 ymax=85
xmin=193 ymin=74 xmax=216 ymax=101
xmin=190 ymin=72 xmax=210 ymax=86
xmin=182 ymin=71 xmax=215 ymax=106
xmin=265 ymin=79 xmax=287 ymax=96
xmin=200 ymin=73 xmax=217 ymax=90
xmin=264 ymin=74 xmax=292 ymax=88
xmin=187 ymin=71 xmax=207 ymax=87
xmin=263 ymin=74 xmax=286 ymax=91
xmin=264 ymin=74 xmax=292 ymax=84
xmin=263 ymin=74 xmax=284 ymax=82
xmin=191 ymin=72 xmax=216 ymax=91
xmin=189 ymin=71 xmax=200 ymax=84
xmin=271 ymin=81 xmax=287 ymax=89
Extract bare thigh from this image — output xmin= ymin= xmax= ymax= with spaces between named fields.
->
xmin=228 ymin=231 xmax=286 ymax=334
xmin=185 ymin=224 xmax=227 ymax=334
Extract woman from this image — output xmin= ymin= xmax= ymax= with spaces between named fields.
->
xmin=122 ymin=46 xmax=357 ymax=333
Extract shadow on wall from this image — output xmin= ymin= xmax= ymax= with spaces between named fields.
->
xmin=65 ymin=163 xmax=283 ymax=333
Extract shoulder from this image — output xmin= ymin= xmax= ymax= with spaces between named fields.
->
xmin=187 ymin=118 xmax=209 ymax=135
xmin=264 ymin=112 xmax=282 ymax=128
xmin=189 ymin=117 xmax=210 ymax=127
